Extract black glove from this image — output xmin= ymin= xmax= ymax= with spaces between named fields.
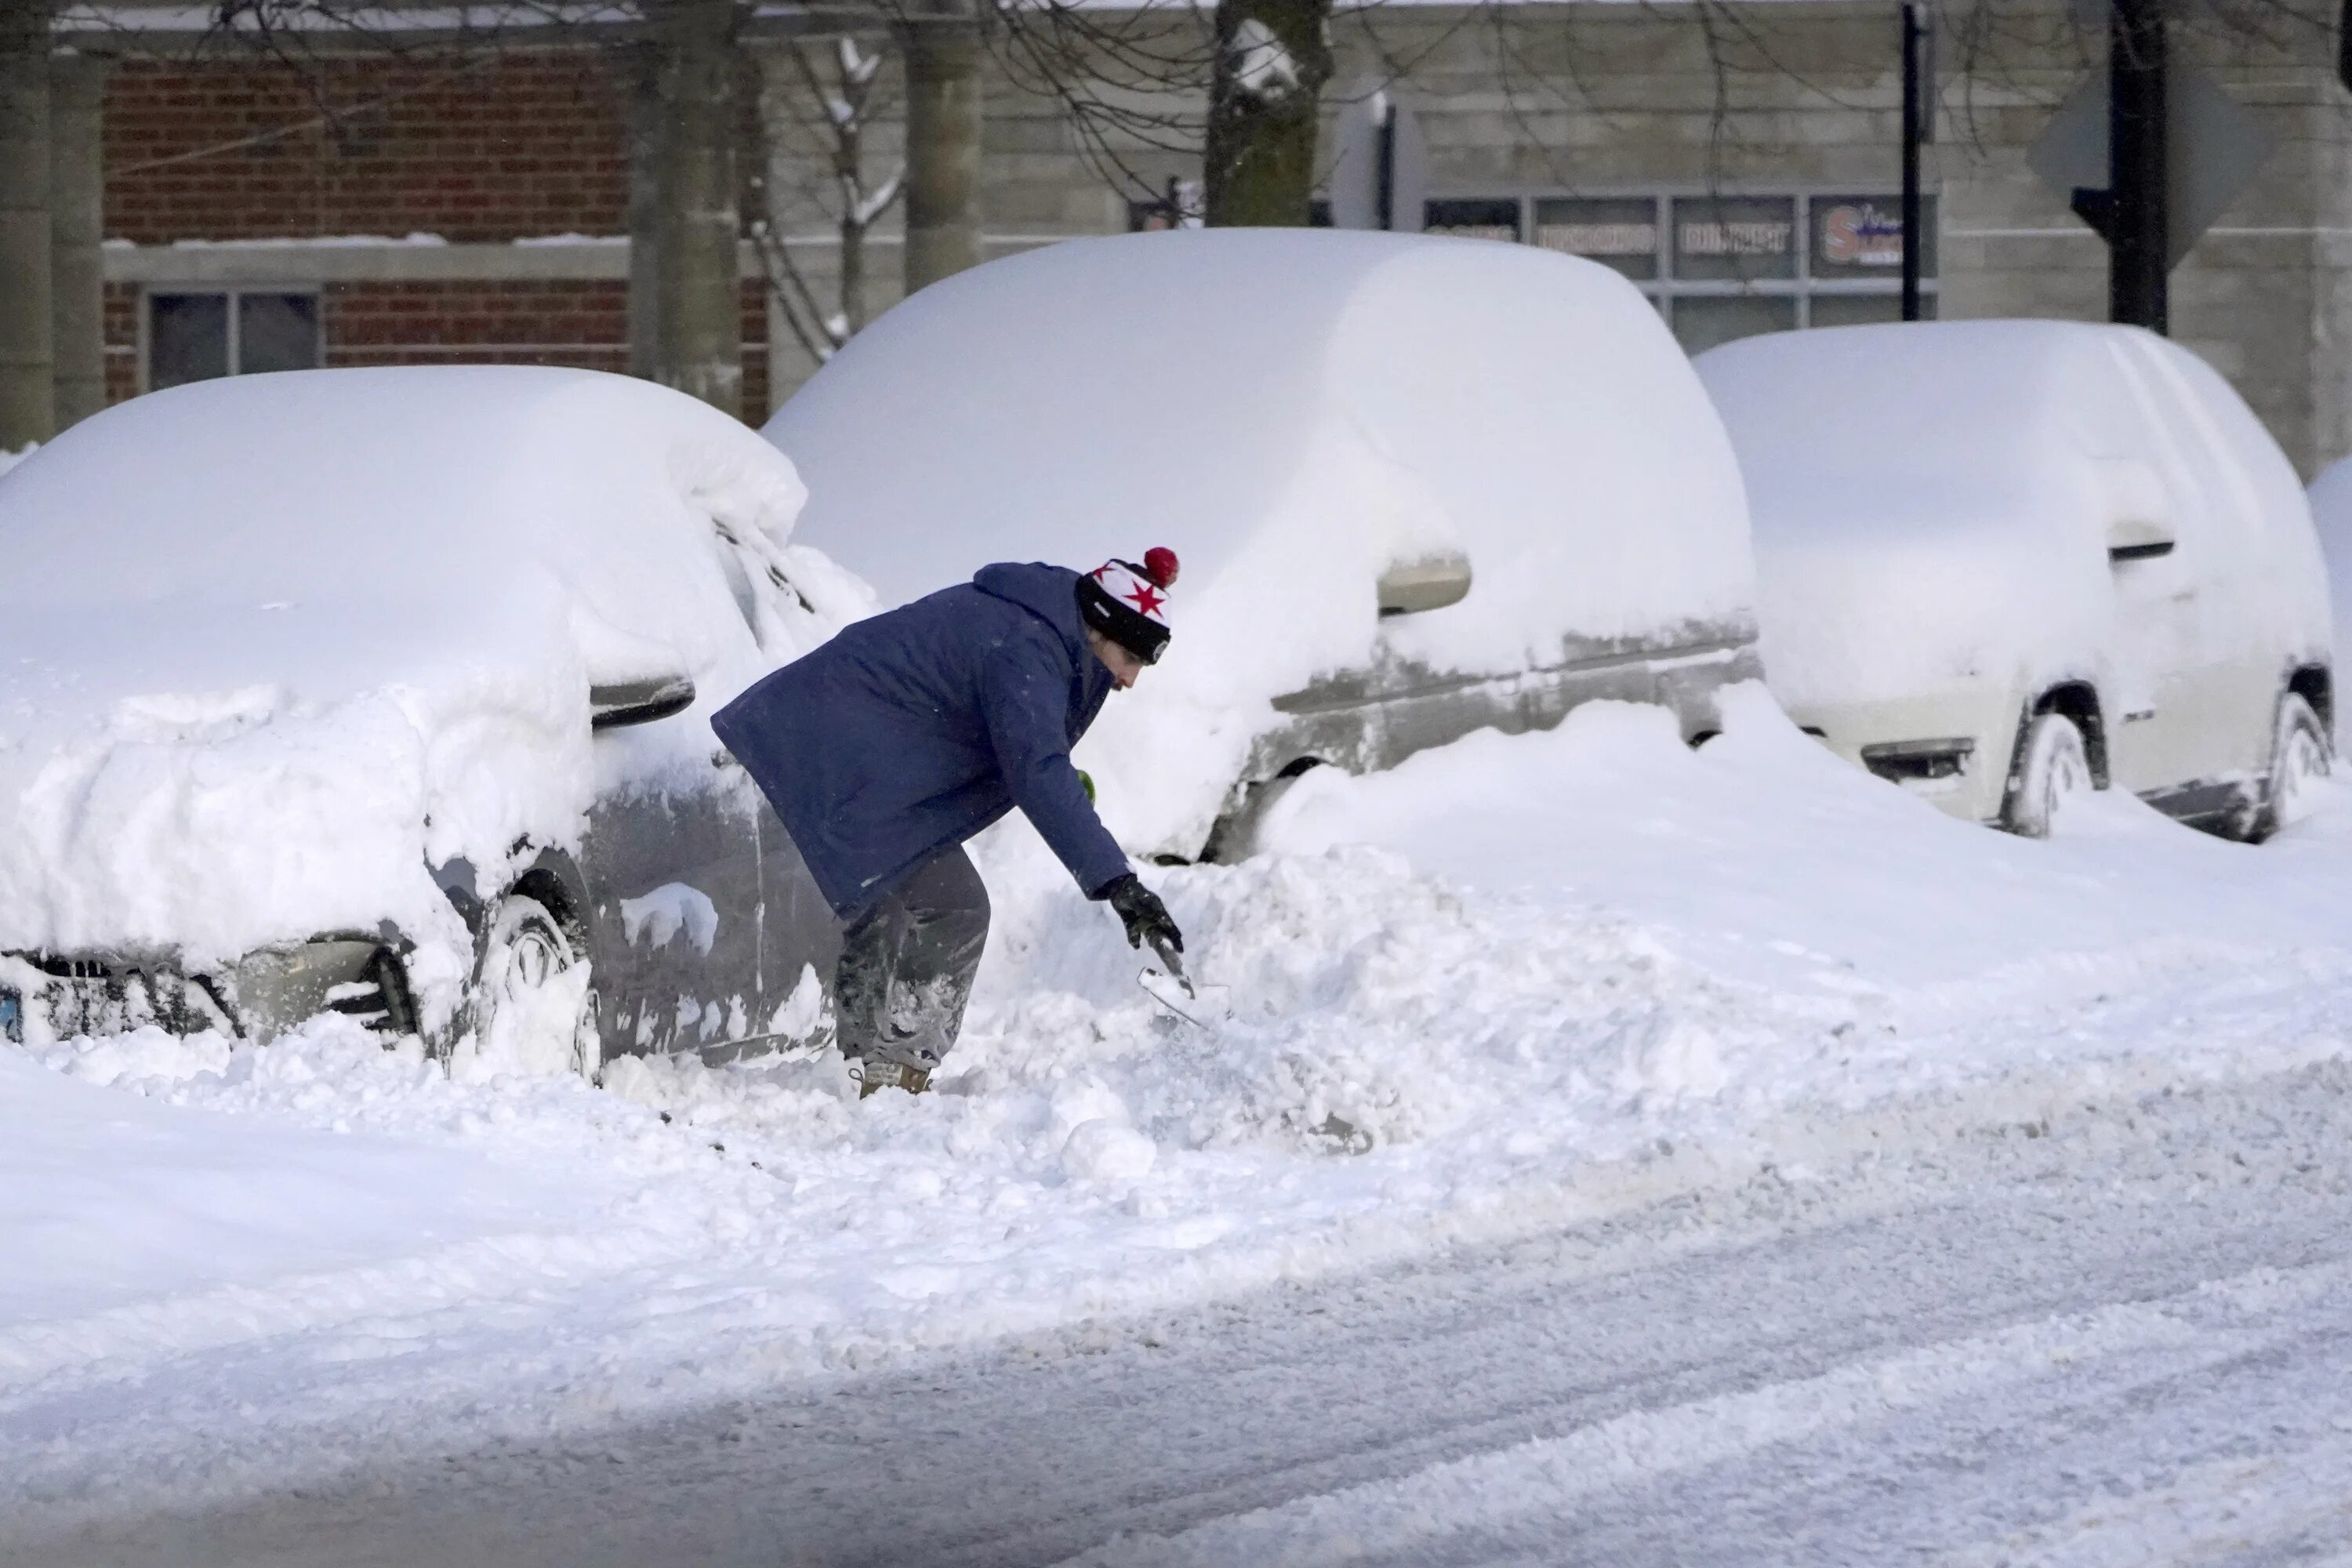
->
xmin=1098 ymin=873 xmax=1182 ymax=954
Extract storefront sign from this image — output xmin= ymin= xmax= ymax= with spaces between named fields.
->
xmin=1817 ymin=201 xmax=1904 ymax=267
xmin=1537 ymin=220 xmax=1657 ymax=257
xmin=1676 ymin=218 xmax=1794 ymax=257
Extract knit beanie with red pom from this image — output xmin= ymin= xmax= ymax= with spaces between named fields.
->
xmin=1075 ymin=546 xmax=1178 ymax=665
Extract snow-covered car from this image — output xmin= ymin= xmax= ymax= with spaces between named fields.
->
xmin=2308 ymin=457 xmax=2352 ymax=746
xmin=0 ymin=366 xmax=873 ymax=1067
xmin=1698 ymin=321 xmax=2333 ymax=838
xmin=762 ymin=228 xmax=1762 ymax=861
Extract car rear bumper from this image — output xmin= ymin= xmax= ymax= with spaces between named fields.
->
xmin=1785 ymin=687 xmax=2024 ymax=825
xmin=0 ymin=938 xmax=412 ymax=1047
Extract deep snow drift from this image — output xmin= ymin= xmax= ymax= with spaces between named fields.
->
xmin=14 ymin=686 xmax=2352 ymax=1539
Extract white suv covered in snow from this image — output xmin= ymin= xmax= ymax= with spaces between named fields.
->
xmin=764 ymin=227 xmax=1762 ymax=861
xmin=1699 ymin=321 xmax=2332 ymax=838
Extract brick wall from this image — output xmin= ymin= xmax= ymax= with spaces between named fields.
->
xmin=106 ymin=53 xmax=630 ymax=244
xmin=321 ymin=278 xmax=768 ymax=419
xmin=325 ymin=279 xmax=630 ymax=368
xmin=100 ymin=277 xmax=770 ymax=423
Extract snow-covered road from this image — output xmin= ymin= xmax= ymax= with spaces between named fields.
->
xmin=20 ymin=1054 xmax=2352 ymax=1566
xmin=16 ymin=693 xmax=2352 ymax=1564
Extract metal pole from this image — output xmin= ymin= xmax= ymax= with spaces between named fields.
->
xmin=2109 ymin=0 xmax=2168 ymax=332
xmin=1900 ymin=2 xmax=1925 ymax=321
xmin=1374 ymin=96 xmax=1396 ymax=231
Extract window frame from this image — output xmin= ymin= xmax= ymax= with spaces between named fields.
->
xmin=1421 ymin=187 xmax=1940 ymax=344
xmin=140 ymin=285 xmax=323 ymax=394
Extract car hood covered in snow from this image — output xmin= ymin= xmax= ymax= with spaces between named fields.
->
xmin=764 ymin=227 xmax=1755 ymax=855
xmin=0 ymin=367 xmax=866 ymax=1000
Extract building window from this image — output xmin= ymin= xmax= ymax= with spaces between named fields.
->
xmin=147 ymin=289 xmax=321 ymax=391
xmin=1434 ymin=192 xmax=1936 ymax=354
xmin=1424 ymin=198 xmax=1523 ymax=243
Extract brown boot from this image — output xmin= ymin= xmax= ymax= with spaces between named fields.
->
xmin=855 ymin=1058 xmax=932 ymax=1098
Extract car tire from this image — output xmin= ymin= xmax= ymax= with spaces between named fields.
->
xmin=466 ymin=892 xmax=601 ymax=1081
xmin=2249 ymin=691 xmax=2331 ymax=842
xmin=2001 ymin=712 xmax=2092 ymax=839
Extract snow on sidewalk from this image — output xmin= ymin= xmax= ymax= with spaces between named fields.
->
xmin=12 ymin=685 xmax=2352 ymax=1526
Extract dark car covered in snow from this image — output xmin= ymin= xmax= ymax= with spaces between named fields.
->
xmin=0 ymin=366 xmax=870 ymax=1073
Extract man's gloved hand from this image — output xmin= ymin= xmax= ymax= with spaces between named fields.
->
xmin=1098 ymin=872 xmax=1182 ymax=954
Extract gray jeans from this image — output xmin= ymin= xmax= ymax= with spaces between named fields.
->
xmin=834 ymin=847 xmax=990 ymax=1072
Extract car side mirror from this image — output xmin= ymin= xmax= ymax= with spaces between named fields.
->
xmin=591 ymin=674 xmax=696 ymax=729
xmin=1377 ymin=553 xmax=1473 ymax=617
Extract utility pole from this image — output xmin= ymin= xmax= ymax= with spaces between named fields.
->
xmin=1900 ymin=2 xmax=1928 ymax=321
xmin=2107 ymin=0 xmax=2168 ymax=332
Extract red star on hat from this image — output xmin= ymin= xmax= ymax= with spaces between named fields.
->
xmin=1126 ymin=582 xmax=1166 ymax=616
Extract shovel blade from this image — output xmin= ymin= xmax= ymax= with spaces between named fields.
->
xmin=1138 ymin=967 xmax=1232 ymax=1029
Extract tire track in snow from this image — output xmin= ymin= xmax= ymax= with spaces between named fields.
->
xmin=20 ymin=1059 xmax=2352 ymax=1568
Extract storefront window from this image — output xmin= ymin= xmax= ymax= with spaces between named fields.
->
xmin=1672 ymin=295 xmax=1799 ymax=354
xmin=1671 ymin=196 xmax=1798 ymax=284
xmin=1810 ymin=195 xmax=1936 ymax=280
xmin=1422 ymin=198 xmax=1522 ymax=242
xmin=1532 ymin=197 xmax=1658 ymax=282
xmin=1809 ymin=292 xmax=1938 ymax=328
xmin=1400 ymin=190 xmax=1934 ymax=353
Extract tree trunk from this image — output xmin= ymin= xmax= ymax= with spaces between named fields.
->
xmin=900 ymin=0 xmax=982 ymax=292
xmin=49 ymin=53 xmax=103 ymax=431
xmin=1203 ymin=0 xmax=1332 ymax=227
xmin=625 ymin=42 xmax=670 ymax=384
xmin=0 ymin=5 xmax=55 ymax=449
xmin=644 ymin=0 xmax=742 ymax=418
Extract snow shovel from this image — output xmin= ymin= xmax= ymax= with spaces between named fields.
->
xmin=1138 ymin=934 xmax=1232 ymax=1030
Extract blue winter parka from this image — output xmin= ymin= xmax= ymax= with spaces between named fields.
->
xmin=711 ymin=562 xmax=1131 ymax=922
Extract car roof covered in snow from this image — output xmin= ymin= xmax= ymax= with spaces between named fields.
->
xmin=764 ymin=227 xmax=1755 ymax=851
xmin=1697 ymin=321 xmax=2328 ymax=710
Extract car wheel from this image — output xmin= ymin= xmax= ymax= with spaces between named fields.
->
xmin=2001 ymin=713 xmax=2092 ymax=839
xmin=2251 ymin=692 xmax=2331 ymax=841
xmin=466 ymin=893 xmax=601 ymax=1080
